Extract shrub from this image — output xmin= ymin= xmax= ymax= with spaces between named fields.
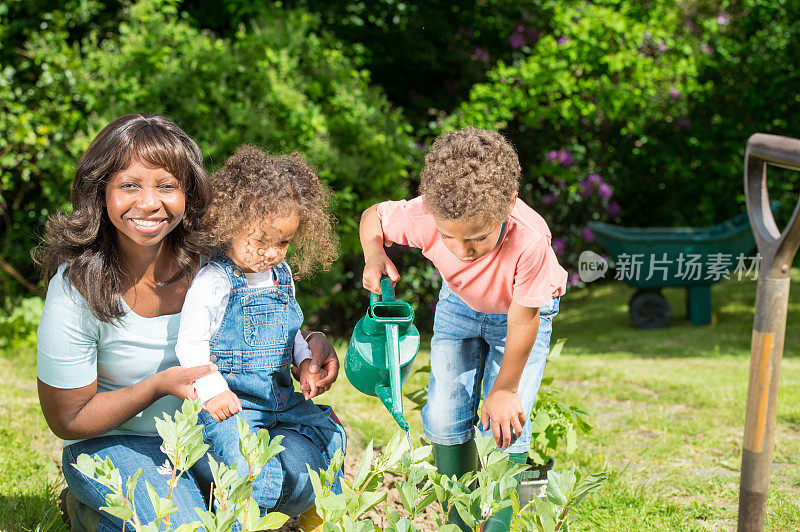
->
xmin=444 ymin=0 xmax=712 ymax=275
xmin=2 ymin=0 xmax=418 ymax=331
xmin=0 ymin=296 xmax=44 ymax=354
xmin=441 ymin=0 xmax=800 ymax=278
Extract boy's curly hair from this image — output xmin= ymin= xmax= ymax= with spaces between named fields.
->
xmin=204 ymin=146 xmax=338 ymax=278
xmin=420 ymin=126 xmax=520 ymax=223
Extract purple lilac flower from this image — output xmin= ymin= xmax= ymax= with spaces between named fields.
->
xmin=557 ymin=36 xmax=570 ymax=45
xmin=669 ymin=87 xmax=681 ymax=99
xmin=606 ymin=201 xmax=620 ymax=217
xmin=685 ymin=20 xmax=696 ymax=31
xmin=557 ymin=149 xmax=573 ymax=167
xmin=701 ymin=43 xmax=715 ymax=55
xmin=509 ymin=33 xmax=526 ymax=49
xmin=541 ymin=193 xmax=558 ymax=205
xmin=658 ymin=41 xmax=667 ymax=52
xmin=598 ymin=182 xmax=613 ymax=200
xmin=557 ymin=179 xmax=566 ymax=187
xmin=472 ymin=48 xmax=490 ymax=62
xmin=569 ymin=272 xmax=580 ymax=286
xmin=546 ymin=150 xmax=559 ymax=163
xmin=717 ymin=13 xmax=730 ymax=25
xmin=578 ymin=180 xmax=592 ymax=198
xmin=431 ymin=271 xmax=440 ymax=282
xmin=582 ymin=225 xmax=595 ymax=243
xmin=587 ymin=172 xmax=602 ymax=184
xmin=551 ymin=237 xmax=565 ymax=255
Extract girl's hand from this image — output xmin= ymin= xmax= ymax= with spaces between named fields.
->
xmin=295 ymin=359 xmax=329 ymax=400
xmin=156 ymin=364 xmax=218 ymax=401
xmin=481 ymin=389 xmax=526 ymax=449
xmin=362 ymin=252 xmax=400 ymax=294
xmin=294 ymin=333 xmax=339 ymax=392
xmin=204 ymin=391 xmax=242 ymax=422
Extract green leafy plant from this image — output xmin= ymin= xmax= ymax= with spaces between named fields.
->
xmin=309 ymin=429 xmax=606 ymax=532
xmin=512 ymin=467 xmax=608 ymax=532
xmin=528 ymin=379 xmax=593 ymax=467
xmin=308 ymin=431 xmax=533 ymax=531
xmin=74 ymin=399 xmax=289 ymax=532
xmin=74 ymin=398 xmax=605 ymax=531
xmin=514 ymin=338 xmax=593 ymax=467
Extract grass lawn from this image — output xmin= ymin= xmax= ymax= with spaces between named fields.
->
xmin=4 ymin=272 xmax=800 ymax=530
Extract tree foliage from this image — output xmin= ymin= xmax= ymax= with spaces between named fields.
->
xmin=3 ymin=0 xmax=800 ymax=319
xmin=446 ymin=0 xmax=800 ymax=277
xmin=1 ymin=0 xmax=416 ymax=327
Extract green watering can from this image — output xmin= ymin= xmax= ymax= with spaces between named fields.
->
xmin=345 ymin=276 xmax=420 ymax=431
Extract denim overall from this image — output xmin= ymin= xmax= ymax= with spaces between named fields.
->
xmin=198 ymin=256 xmax=346 ymax=514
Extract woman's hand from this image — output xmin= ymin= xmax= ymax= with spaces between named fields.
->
xmin=292 ymin=332 xmax=339 ymax=395
xmin=156 ymin=364 xmax=218 ymax=401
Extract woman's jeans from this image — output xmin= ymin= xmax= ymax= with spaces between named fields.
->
xmin=62 ymin=431 xmax=329 ymax=530
xmin=421 ymin=284 xmax=560 ymax=454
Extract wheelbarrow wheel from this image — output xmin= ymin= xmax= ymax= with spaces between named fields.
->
xmin=629 ymin=290 xmax=671 ymax=329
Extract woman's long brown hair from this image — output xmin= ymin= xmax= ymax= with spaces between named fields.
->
xmin=33 ymin=113 xmax=211 ymax=322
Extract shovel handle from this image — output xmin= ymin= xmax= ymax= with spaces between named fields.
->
xmin=370 ymin=275 xmax=396 ymax=304
xmin=744 ymin=133 xmax=800 ymax=276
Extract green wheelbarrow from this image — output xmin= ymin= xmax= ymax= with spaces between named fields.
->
xmin=588 ymin=206 xmax=775 ymax=329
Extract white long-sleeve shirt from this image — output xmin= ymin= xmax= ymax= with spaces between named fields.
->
xmin=175 ymin=262 xmax=312 ymax=403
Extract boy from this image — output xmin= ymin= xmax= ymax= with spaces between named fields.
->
xmin=360 ymin=126 xmax=567 ymax=531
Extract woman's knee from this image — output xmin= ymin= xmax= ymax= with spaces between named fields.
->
xmin=63 ymin=436 xmax=208 ymax=526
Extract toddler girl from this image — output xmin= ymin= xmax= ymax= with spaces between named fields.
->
xmin=175 ymin=146 xmax=345 ymax=516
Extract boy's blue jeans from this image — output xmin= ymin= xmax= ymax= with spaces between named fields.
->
xmin=62 ymin=431 xmax=329 ymax=530
xmin=421 ymin=283 xmax=560 ymax=455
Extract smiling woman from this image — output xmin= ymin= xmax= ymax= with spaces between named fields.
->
xmin=32 ymin=114 xmax=220 ymax=529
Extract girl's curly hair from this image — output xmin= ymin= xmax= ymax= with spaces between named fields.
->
xmin=205 ymin=146 xmax=338 ymax=278
xmin=420 ymin=126 xmax=520 ymax=223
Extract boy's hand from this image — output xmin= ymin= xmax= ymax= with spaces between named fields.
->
xmin=481 ymin=389 xmax=526 ymax=449
xmin=297 ymin=358 xmax=329 ymax=400
xmin=204 ymin=390 xmax=242 ymax=422
xmin=363 ymin=252 xmax=401 ymax=294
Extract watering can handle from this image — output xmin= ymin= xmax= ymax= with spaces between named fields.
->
xmin=370 ymin=276 xmax=396 ymax=304
xmin=744 ymin=133 xmax=800 ymax=277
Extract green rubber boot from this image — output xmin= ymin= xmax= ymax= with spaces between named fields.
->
xmin=59 ymin=487 xmax=103 ymax=532
xmin=432 ymin=440 xmax=479 ymax=532
xmin=482 ymin=452 xmax=528 ymax=532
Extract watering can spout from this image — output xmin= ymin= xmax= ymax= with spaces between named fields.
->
xmin=375 ymin=385 xmax=410 ymax=431
xmin=344 ymin=276 xmax=420 ymax=431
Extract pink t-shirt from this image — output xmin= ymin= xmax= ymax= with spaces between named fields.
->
xmin=376 ymin=196 xmax=567 ymax=314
